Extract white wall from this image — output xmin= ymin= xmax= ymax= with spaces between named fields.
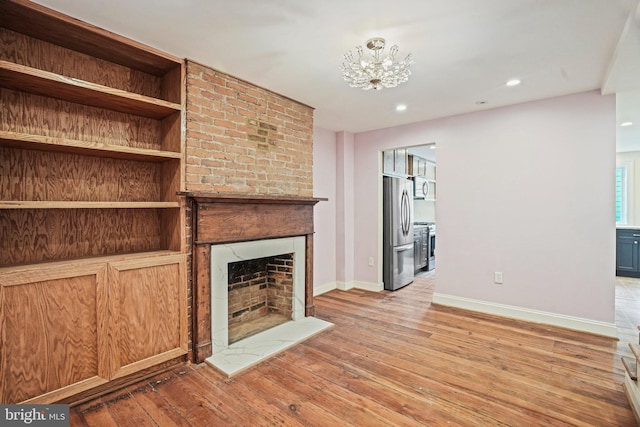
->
xmin=351 ymin=91 xmax=616 ymax=325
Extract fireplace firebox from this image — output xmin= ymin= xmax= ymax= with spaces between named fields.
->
xmin=227 ymin=253 xmax=294 ymax=343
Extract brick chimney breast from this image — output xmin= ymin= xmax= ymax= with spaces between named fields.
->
xmin=185 ymin=60 xmax=314 ymax=197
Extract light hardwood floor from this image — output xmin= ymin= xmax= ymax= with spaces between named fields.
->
xmin=69 ymin=277 xmax=639 ymax=426
xmin=616 ymin=276 xmax=640 ymax=341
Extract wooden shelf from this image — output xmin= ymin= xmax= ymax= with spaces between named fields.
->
xmin=0 ymin=201 xmax=180 ymax=209
xmin=0 ymin=131 xmax=182 ymax=162
xmin=0 ymin=61 xmax=181 ymax=119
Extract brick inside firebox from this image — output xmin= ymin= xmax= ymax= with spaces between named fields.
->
xmin=227 ymin=253 xmax=294 ymax=343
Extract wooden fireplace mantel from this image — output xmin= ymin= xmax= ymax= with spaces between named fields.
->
xmin=183 ymin=192 xmax=325 ymax=363
xmin=180 ymin=191 xmax=326 ymax=205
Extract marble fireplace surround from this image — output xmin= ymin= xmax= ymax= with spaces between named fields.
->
xmin=211 ymin=237 xmax=304 ymax=351
xmin=185 ymin=193 xmax=330 ymax=374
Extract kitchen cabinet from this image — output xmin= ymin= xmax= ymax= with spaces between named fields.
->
xmin=617 ymin=229 xmax=640 ymax=277
xmin=410 ymin=155 xmax=427 ymax=177
xmin=409 ymin=155 xmax=436 ymax=200
xmin=383 ymin=149 xmax=408 ymax=176
xmin=0 ymin=0 xmax=187 ymax=403
xmin=385 ymin=151 xmax=436 ymax=179
xmin=424 ymin=161 xmax=436 ymax=180
xmin=413 ymin=226 xmax=428 ymax=272
xmin=409 ymin=155 xmax=436 ymax=179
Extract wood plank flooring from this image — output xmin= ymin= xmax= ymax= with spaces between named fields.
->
xmin=70 ymin=277 xmax=637 ymax=426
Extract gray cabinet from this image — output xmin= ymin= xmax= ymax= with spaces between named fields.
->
xmin=617 ymin=229 xmax=640 ymax=277
xmin=413 ymin=226 xmax=428 ymax=272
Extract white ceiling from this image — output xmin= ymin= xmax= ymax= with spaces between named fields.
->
xmin=34 ymin=0 xmax=640 ymax=150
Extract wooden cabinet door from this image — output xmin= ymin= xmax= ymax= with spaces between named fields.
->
xmin=107 ymin=254 xmax=187 ymax=380
xmin=0 ymin=263 xmax=109 ymax=403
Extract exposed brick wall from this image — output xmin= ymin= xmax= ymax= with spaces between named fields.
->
xmin=185 ymin=60 xmax=314 ymax=196
xmin=267 ymin=255 xmax=294 ymax=314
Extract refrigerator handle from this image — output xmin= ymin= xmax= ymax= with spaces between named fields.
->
xmin=400 ymin=190 xmax=405 ymax=235
xmin=405 ymin=190 xmax=410 ymax=235
xmin=401 ymin=189 xmax=409 ymax=236
xmin=394 ymin=243 xmax=414 ymax=252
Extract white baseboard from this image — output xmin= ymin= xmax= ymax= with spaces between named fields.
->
xmin=433 ymin=293 xmax=618 ymax=338
xmin=314 ymin=282 xmax=338 ymax=296
xmin=314 ymin=280 xmax=384 ymax=295
xmin=353 ymin=281 xmax=384 ymax=292
xmin=336 ymin=281 xmax=354 ymax=291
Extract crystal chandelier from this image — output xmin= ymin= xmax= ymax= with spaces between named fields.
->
xmin=340 ymin=37 xmax=414 ymax=91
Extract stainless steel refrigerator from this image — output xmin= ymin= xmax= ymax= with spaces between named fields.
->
xmin=383 ymin=176 xmax=414 ymax=291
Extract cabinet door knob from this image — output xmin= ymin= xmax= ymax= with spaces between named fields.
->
xmin=635 ymin=241 xmax=638 ymax=245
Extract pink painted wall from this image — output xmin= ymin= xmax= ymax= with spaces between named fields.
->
xmin=335 ymin=132 xmax=355 ymax=284
xmin=350 ymin=91 xmax=616 ymax=322
xmin=313 ymin=126 xmax=337 ymax=287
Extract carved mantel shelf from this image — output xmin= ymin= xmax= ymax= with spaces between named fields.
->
xmin=184 ymin=191 xmax=326 ymax=363
xmin=180 ymin=191 xmax=327 ymax=205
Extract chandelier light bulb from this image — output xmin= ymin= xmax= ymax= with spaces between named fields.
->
xmin=340 ymin=37 xmax=414 ymax=91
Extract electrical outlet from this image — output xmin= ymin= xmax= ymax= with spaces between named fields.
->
xmin=368 ymin=257 xmax=374 ymax=267
xmin=494 ymin=272 xmax=503 ymax=284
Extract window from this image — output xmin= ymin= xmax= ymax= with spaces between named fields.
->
xmin=616 ymin=160 xmax=634 ymax=225
xmin=616 ymin=166 xmax=626 ymax=224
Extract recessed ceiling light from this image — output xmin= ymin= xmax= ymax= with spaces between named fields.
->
xmin=475 ymin=100 xmax=487 ymax=105
xmin=396 ymin=104 xmax=407 ymax=112
xmin=621 ymin=121 xmax=633 ymax=127
xmin=506 ymin=79 xmax=521 ymax=87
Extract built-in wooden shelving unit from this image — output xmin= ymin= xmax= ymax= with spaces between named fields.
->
xmin=0 ymin=0 xmax=187 ymax=404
